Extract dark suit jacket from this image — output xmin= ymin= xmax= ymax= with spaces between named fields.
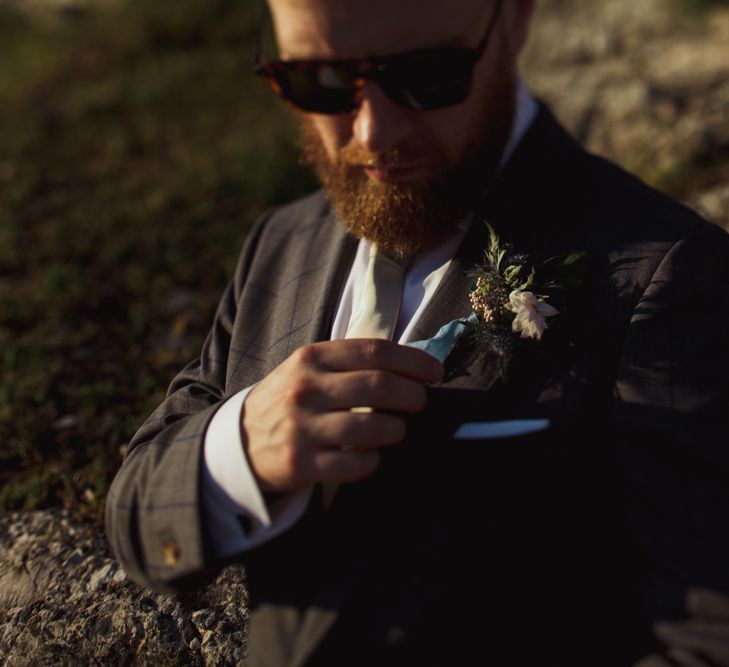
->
xmin=105 ymin=104 xmax=729 ymax=666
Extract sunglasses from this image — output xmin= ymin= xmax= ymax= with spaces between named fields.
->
xmin=254 ymin=0 xmax=504 ymax=115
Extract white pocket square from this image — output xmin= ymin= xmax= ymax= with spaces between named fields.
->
xmin=453 ymin=419 xmax=550 ymax=440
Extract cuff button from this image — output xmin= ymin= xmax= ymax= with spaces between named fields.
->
xmin=162 ymin=540 xmax=181 ymax=567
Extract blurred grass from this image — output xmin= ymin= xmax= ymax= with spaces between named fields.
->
xmin=0 ymin=0 xmax=317 ymax=521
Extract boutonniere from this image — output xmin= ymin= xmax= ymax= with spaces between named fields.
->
xmin=461 ymin=223 xmax=587 ymax=383
xmin=407 ymin=222 xmax=587 ymax=386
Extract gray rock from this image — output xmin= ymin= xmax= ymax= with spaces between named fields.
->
xmin=87 ymin=562 xmax=116 ymax=592
xmin=688 ymin=184 xmax=729 ymax=231
xmin=0 ymin=509 xmax=248 ymax=665
xmin=523 ymin=0 xmax=729 ymax=231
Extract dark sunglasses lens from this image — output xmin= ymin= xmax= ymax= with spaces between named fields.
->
xmin=267 ymin=48 xmax=476 ymax=113
xmin=380 ymin=49 xmax=475 ymax=109
xmin=277 ymin=66 xmax=359 ymax=113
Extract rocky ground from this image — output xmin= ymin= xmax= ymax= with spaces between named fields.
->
xmin=0 ymin=510 xmax=249 ymax=665
xmin=1 ymin=0 xmax=728 ymax=664
xmin=523 ymin=0 xmax=729 ymax=229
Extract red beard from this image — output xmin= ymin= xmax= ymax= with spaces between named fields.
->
xmin=297 ymin=78 xmax=516 ymax=258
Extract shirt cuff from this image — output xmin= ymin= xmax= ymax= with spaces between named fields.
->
xmin=202 ymin=385 xmax=313 ymax=559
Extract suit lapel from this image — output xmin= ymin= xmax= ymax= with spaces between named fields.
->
xmin=408 ymin=212 xmax=491 ymax=342
xmin=412 ymin=103 xmax=593 ymax=384
xmin=261 ymin=208 xmax=357 ymax=378
xmin=310 ymin=216 xmax=358 ymax=344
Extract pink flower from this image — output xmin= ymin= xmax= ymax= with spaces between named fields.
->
xmin=507 ymin=290 xmax=559 ymax=340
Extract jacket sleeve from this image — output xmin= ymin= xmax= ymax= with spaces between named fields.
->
xmin=614 ymin=222 xmax=729 ymax=654
xmin=104 ymin=208 xmax=276 ymax=595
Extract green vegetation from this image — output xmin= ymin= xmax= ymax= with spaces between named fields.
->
xmin=0 ymin=0 xmax=316 ymax=521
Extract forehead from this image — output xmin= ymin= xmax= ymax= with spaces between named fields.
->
xmin=267 ymin=0 xmax=487 ymax=59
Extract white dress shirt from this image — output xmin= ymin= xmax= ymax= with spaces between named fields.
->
xmin=201 ymin=78 xmax=539 ymax=558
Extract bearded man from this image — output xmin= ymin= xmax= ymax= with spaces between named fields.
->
xmin=106 ymin=0 xmax=729 ymax=665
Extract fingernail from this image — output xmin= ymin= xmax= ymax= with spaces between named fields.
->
xmin=432 ymin=360 xmax=445 ymax=381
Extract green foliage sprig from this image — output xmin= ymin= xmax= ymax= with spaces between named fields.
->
xmin=459 ymin=223 xmax=587 ymax=385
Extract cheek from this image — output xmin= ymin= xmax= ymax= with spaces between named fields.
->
xmin=307 ymin=115 xmax=353 ymax=161
xmin=416 ymin=111 xmax=475 ymax=170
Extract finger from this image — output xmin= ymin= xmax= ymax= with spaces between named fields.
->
xmin=315 ymin=370 xmax=428 ymax=413
xmin=667 ymin=648 xmax=713 ymax=667
xmin=301 ymin=339 xmax=444 ymax=382
xmin=655 ymin=621 xmax=729 ymax=665
xmin=307 ymin=411 xmax=407 ymax=451
xmin=687 ymin=588 xmax=729 ymax=622
xmin=633 ymin=656 xmax=675 ymax=667
xmin=308 ymin=448 xmax=381 ymax=484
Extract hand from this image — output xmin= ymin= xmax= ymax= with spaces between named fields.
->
xmin=653 ymin=588 xmax=729 ymax=667
xmin=241 ymin=339 xmax=444 ymax=494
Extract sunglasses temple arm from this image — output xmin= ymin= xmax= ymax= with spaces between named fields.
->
xmin=476 ymin=0 xmax=504 ymax=55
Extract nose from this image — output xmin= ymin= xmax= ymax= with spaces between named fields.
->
xmin=351 ymin=80 xmax=412 ymax=156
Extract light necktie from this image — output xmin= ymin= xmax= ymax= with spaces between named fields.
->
xmin=345 ymin=244 xmax=411 ymax=339
xmin=321 ymin=243 xmax=411 ymax=510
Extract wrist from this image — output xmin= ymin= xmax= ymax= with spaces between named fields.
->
xmin=239 ymin=402 xmax=278 ymax=495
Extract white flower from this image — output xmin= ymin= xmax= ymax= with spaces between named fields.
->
xmin=506 ymin=290 xmax=559 ymax=341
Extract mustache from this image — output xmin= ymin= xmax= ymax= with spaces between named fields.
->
xmin=296 ymin=114 xmax=430 ymax=171
xmin=337 ymin=144 xmax=422 ymax=169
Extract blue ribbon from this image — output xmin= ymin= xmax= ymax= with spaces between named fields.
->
xmin=406 ymin=312 xmax=478 ymax=363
